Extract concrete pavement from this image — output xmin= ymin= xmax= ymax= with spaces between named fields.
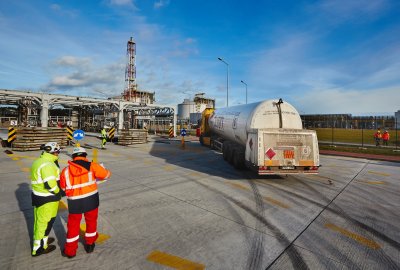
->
xmin=0 ymin=136 xmax=399 ymax=269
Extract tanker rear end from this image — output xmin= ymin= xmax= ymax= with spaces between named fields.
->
xmin=200 ymin=99 xmax=320 ymax=175
xmin=246 ymin=128 xmax=319 ymax=175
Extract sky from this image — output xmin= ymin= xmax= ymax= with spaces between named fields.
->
xmin=0 ymin=0 xmax=399 ymax=115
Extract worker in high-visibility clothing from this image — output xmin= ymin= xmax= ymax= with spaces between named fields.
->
xmin=30 ymin=142 xmax=62 ymax=256
xmin=60 ymin=147 xmax=111 ymax=258
xmin=101 ymin=128 xmax=107 ymax=149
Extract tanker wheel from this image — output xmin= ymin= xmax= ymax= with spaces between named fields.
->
xmin=233 ymin=151 xmax=245 ymax=169
xmin=223 ymin=143 xmax=229 ymax=160
xmin=227 ymin=147 xmax=235 ymax=165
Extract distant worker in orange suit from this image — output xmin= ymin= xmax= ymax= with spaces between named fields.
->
xmin=373 ymin=128 xmax=382 ymax=146
xmin=382 ymin=130 xmax=390 ymax=146
xmin=59 ymin=147 xmax=111 ymax=258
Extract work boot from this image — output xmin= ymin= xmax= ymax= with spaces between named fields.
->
xmin=84 ymin=243 xmax=95 ymax=253
xmin=47 ymin=237 xmax=55 ymax=245
xmin=32 ymin=245 xmax=56 ymax=257
xmin=62 ymin=249 xmax=76 ymax=259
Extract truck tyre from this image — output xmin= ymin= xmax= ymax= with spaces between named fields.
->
xmin=199 ymin=135 xmax=204 ymax=146
xmin=233 ymin=151 xmax=245 ymax=169
xmin=227 ymin=146 xmax=235 ymax=165
xmin=223 ymin=142 xmax=229 ymax=160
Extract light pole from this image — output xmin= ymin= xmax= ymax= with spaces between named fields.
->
xmin=240 ymin=80 xmax=247 ymax=104
xmin=218 ymin=57 xmax=229 ymax=107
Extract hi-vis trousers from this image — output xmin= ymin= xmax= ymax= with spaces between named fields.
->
xmin=64 ymin=207 xmax=98 ymax=256
xmin=32 ymin=201 xmax=59 ymax=255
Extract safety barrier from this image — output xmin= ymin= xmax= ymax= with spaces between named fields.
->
xmin=7 ymin=127 xmax=17 ymax=143
xmin=108 ymin=127 xmax=116 ymax=141
xmin=66 ymin=126 xmax=74 ymax=141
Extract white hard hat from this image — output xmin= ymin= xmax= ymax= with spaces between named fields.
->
xmin=72 ymin=147 xmax=86 ymax=155
xmin=44 ymin=142 xmax=61 ymax=154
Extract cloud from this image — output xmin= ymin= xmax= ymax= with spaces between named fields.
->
xmin=55 ymin=56 xmax=92 ymax=67
xmin=312 ymin=0 xmax=391 ymax=23
xmin=110 ymin=0 xmax=134 ymax=6
xmin=154 ymin=0 xmax=170 ymax=9
xmin=49 ymin=3 xmax=79 ymax=18
xmin=44 ymin=56 xmax=125 ymax=97
xmin=50 ymin=4 xmax=61 ymax=11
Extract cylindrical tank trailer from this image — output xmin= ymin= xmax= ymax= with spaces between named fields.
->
xmin=200 ymin=99 xmax=320 ymax=175
xmin=208 ymin=99 xmax=303 ymax=147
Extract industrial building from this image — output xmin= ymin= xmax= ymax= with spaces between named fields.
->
xmin=0 ymin=37 xmax=176 ymax=134
xmin=177 ymin=93 xmax=215 ymax=126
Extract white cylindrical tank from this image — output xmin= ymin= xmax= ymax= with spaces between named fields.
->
xmin=209 ymin=99 xmax=302 ymax=146
xmin=177 ymin=99 xmax=195 ymax=120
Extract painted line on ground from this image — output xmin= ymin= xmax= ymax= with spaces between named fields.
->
xmin=79 ymin=223 xmax=110 ymax=244
xmin=358 ymin=180 xmax=386 ymax=185
xmin=147 ymin=250 xmax=205 ymax=270
xmin=367 ymin=171 xmax=390 ymax=177
xmin=59 ymin=200 xmax=68 ymax=211
xmin=263 ymin=196 xmax=290 ymax=209
xmin=189 ymin=172 xmax=202 ymax=177
xmin=92 ymin=148 xmax=98 ymax=163
xmin=226 ymin=181 xmax=290 ymax=209
xmin=325 ymin=223 xmax=381 ymax=249
xmin=163 ymin=165 xmax=175 ymax=171
xmin=225 ymin=181 xmax=250 ymax=191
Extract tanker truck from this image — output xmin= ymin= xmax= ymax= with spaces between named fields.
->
xmin=199 ymin=99 xmax=319 ymax=175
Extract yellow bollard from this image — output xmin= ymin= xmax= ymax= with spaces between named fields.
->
xmin=181 ymin=136 xmax=185 ymax=149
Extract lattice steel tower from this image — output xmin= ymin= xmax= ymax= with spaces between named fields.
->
xmin=124 ymin=37 xmax=137 ymax=101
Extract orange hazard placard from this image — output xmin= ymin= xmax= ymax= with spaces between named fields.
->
xmin=283 ymin=150 xmax=294 ymax=159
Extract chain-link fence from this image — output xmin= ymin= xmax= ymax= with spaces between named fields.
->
xmin=302 ymin=114 xmax=399 ymax=149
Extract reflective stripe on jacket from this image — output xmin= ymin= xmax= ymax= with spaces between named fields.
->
xmin=60 ymin=157 xmax=111 ymax=213
xmin=31 ymin=152 xmax=61 ymax=207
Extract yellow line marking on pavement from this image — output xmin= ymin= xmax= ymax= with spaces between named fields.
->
xmin=92 ymin=149 xmax=98 ymax=163
xmin=58 ymin=200 xmax=68 ymax=211
xmin=79 ymin=223 xmax=111 ymax=244
xmin=325 ymin=223 xmax=381 ymax=249
xmin=189 ymin=172 xmax=202 ymax=177
xmin=147 ymin=250 xmax=205 ymax=270
xmin=22 ymin=167 xmax=30 ymax=172
xmin=144 ymin=159 xmax=156 ymax=165
xmin=12 ymin=157 xmax=20 ymax=161
xmin=358 ymin=180 xmax=386 ymax=185
xmin=367 ymin=171 xmax=390 ymax=177
xmin=163 ymin=165 xmax=175 ymax=171
xmin=263 ymin=196 xmax=290 ymax=209
xmin=225 ymin=181 xmax=250 ymax=191
xmin=19 ymin=155 xmax=36 ymax=160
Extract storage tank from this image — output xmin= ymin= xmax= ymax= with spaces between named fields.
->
xmin=209 ymin=99 xmax=302 ymax=146
xmin=177 ymin=99 xmax=195 ymax=120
